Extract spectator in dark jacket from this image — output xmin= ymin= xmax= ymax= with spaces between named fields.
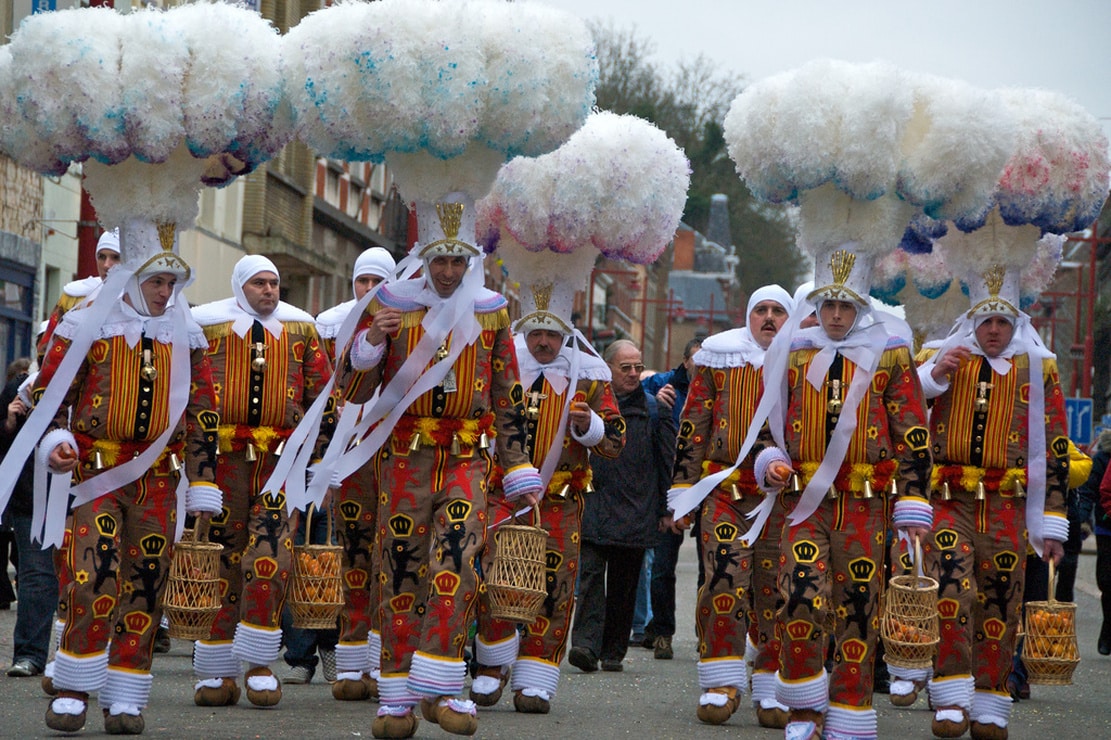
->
xmin=639 ymin=337 xmax=702 ymax=659
xmin=570 ymin=339 xmax=676 ymax=673
xmin=2 ymin=359 xmax=59 ymax=677
xmin=1090 ymin=430 xmax=1111 ymax=654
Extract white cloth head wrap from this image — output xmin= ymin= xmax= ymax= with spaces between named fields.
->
xmin=231 ymin=255 xmax=282 ymax=337
xmin=353 ymin=247 xmax=396 ymax=296
xmin=96 ymin=228 xmax=120 ymax=256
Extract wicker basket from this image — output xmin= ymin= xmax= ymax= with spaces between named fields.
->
xmin=162 ymin=522 xmax=223 ymax=640
xmin=486 ymin=509 xmax=548 ymax=624
xmin=1023 ymin=560 xmax=1079 ymax=685
xmin=288 ymin=505 xmax=344 ymax=629
xmin=881 ymin=537 xmax=939 ymax=669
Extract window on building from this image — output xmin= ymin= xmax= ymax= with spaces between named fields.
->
xmin=0 ymin=260 xmax=34 ymax=370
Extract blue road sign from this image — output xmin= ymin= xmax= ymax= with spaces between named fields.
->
xmin=1066 ymin=397 xmax=1094 ymax=447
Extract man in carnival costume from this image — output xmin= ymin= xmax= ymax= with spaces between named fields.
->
xmin=470 ymin=261 xmax=625 ymax=716
xmin=914 ymin=242 xmax=1068 ymax=740
xmin=335 ymin=196 xmax=542 ymax=738
xmin=190 ymin=255 xmax=335 ymax=709
xmin=315 ymin=246 xmax=397 ymax=700
xmin=36 ymin=228 xmax=122 ymax=364
xmin=666 ymin=284 xmax=792 ymax=728
xmin=34 ymin=233 xmax=220 ymax=734
xmin=758 ymin=244 xmax=933 ymax=740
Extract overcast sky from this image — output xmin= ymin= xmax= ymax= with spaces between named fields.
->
xmin=546 ymin=0 xmax=1111 ymax=143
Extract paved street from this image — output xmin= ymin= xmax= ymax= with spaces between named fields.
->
xmin=2 ymin=539 xmax=1109 ymax=739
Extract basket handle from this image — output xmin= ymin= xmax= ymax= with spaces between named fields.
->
xmin=512 ymin=505 xmax=540 ymax=528
xmin=192 ymin=516 xmax=211 ymax=544
xmin=1047 ymin=559 xmax=1057 ymax=606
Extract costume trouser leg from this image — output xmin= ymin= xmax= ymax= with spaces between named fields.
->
xmin=1096 ymin=535 xmax=1111 ymax=644
xmin=335 ymin=460 xmax=379 ymax=677
xmin=477 ymin=489 xmax=584 ymax=700
xmin=750 ymin=493 xmax=789 ymax=710
xmin=926 ymin=490 xmax=1026 ymax=731
xmin=778 ymin=494 xmax=886 ymax=738
xmin=376 ymin=444 xmax=487 ymax=705
xmin=45 ymin=522 xmax=76 ymax=683
xmin=694 ymin=488 xmax=758 ymax=694
xmin=199 ymin=450 xmax=294 ymax=675
xmin=58 ymin=474 xmax=175 ymax=711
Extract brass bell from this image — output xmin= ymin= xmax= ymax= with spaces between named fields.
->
xmin=790 ymin=473 xmax=802 ymax=493
xmin=450 ymin=433 xmax=462 ymax=456
xmin=974 ymin=381 xmax=991 ymax=413
xmin=731 ymin=483 xmax=743 ymax=502
xmin=827 ymin=485 xmax=840 ymax=500
xmin=554 ymin=483 xmax=571 ymax=500
xmin=478 ymin=432 xmax=490 ymax=450
xmin=93 ymin=450 xmax=105 ymax=470
xmin=244 ymin=442 xmax=258 ymax=462
xmin=975 ymin=480 xmax=986 ymax=501
xmin=274 ymin=438 xmax=286 ymax=457
xmin=408 ymin=433 xmax=422 ymax=453
xmin=888 ymin=478 xmax=898 ymax=497
xmin=941 ymin=481 xmax=952 ymax=501
xmin=1013 ymin=479 xmax=1026 ymax=498
xmin=140 ymin=363 xmax=158 ymax=382
xmin=251 ymin=342 xmax=267 ymax=373
xmin=827 ymin=379 xmax=843 ymax=415
xmin=862 ymin=480 xmax=874 ymax=499
xmin=169 ymin=453 xmax=183 ymax=472
xmin=583 ymin=481 xmax=595 ymax=495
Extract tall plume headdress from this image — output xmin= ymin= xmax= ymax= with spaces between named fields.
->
xmin=0 ymin=3 xmax=292 ymax=542
xmin=477 ymin=111 xmax=690 ymax=509
xmin=278 ymin=0 xmax=599 ymax=509
xmin=722 ymin=60 xmax=1017 ymax=534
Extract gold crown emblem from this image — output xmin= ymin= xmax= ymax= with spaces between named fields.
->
xmin=848 ymin=557 xmax=876 ymax=583
xmin=389 ymin=514 xmax=414 ymax=538
xmin=714 ymin=521 xmax=738 ymax=543
xmin=983 ymin=617 xmax=1006 ymax=640
xmin=712 ymin=592 xmax=737 ymax=615
xmin=95 ymin=513 xmax=118 ymax=538
xmin=841 ymin=638 xmax=868 ymax=663
xmin=345 ymin=569 xmax=368 ymax=589
xmin=1052 ymin=436 xmax=1070 ymax=458
xmin=445 ymin=499 xmax=472 ymax=523
xmin=904 ymin=426 xmax=929 ymax=451
xmin=261 ymin=491 xmax=285 ymax=510
xmin=830 ymin=249 xmax=856 ymax=288
xmin=197 ymin=410 xmax=219 ymax=433
xmin=937 ymin=598 xmax=960 ymax=619
xmin=254 ymin=556 xmax=279 ymax=579
xmin=993 ymin=551 xmax=1019 ymax=572
xmin=339 ymin=501 xmax=361 ymax=521
xmin=123 ymin=611 xmax=152 ymax=635
xmin=785 ymin=619 xmax=814 ymax=641
xmin=935 ymin=529 xmax=958 ymax=550
xmin=140 ymin=534 xmax=167 ymax=558
xmin=390 ymin=593 xmax=416 ymax=613
xmin=433 ymin=570 xmax=461 ymax=597
xmin=545 ymin=550 xmax=563 ymax=571
xmin=93 ymin=594 xmax=116 ymax=619
xmin=792 ymin=540 xmax=819 ymax=564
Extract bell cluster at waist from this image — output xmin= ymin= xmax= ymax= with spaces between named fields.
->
xmin=931 ymin=464 xmax=1027 ymax=497
xmin=393 ymin=412 xmax=496 ymax=455
xmin=217 ymin=424 xmax=293 ymax=455
xmin=74 ymin=431 xmax=186 ymax=476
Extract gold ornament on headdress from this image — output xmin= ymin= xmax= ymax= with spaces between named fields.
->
xmin=418 ymin=201 xmax=478 ymax=258
xmin=157 ymin=222 xmax=177 ymax=252
xmin=514 ymin=279 xmax=571 ymax=335
xmin=966 ymin=262 xmax=1018 ymax=318
xmin=807 ymin=247 xmax=865 ymax=305
xmin=830 ymin=249 xmax=856 ymax=289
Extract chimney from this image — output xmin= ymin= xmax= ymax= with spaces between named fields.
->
xmin=706 ymin=193 xmax=732 ymax=248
